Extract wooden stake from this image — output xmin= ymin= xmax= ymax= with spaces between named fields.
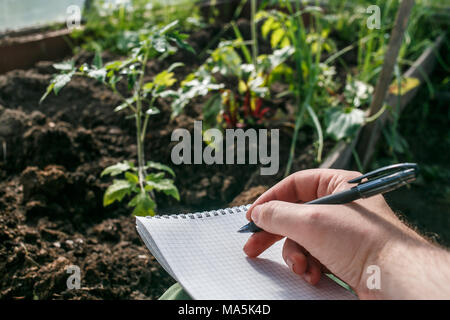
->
xmin=356 ymin=0 xmax=415 ymax=169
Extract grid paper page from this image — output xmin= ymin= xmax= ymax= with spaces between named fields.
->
xmin=136 ymin=206 xmax=357 ymax=300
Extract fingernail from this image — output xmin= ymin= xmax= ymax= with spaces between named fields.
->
xmin=304 ymin=273 xmax=311 ymax=283
xmin=286 ymin=258 xmax=294 ymax=273
xmin=251 ymin=206 xmax=261 ymax=224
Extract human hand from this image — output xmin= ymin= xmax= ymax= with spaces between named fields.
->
xmin=243 ymin=169 xmax=449 ymax=299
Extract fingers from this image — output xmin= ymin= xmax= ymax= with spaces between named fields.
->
xmin=243 ymin=229 xmax=324 ymax=286
xmin=282 ymin=239 xmax=322 ymax=285
xmin=243 ymin=200 xmax=342 ymax=286
xmin=304 ymin=256 xmax=322 ymax=285
xmin=282 ymin=239 xmax=307 ymax=275
xmin=246 ymin=168 xmax=361 ymax=220
xmin=249 ymin=201 xmax=321 ymax=244
xmin=243 ymin=232 xmax=283 ymax=258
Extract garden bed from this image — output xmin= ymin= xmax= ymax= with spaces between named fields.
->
xmin=0 ymin=23 xmax=331 ymax=299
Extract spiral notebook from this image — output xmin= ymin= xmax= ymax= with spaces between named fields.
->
xmin=136 ymin=204 xmax=357 ymax=300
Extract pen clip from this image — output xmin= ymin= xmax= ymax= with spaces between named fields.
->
xmin=347 ymin=163 xmax=419 ymax=185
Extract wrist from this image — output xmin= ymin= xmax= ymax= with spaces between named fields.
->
xmin=357 ymin=234 xmax=450 ymax=299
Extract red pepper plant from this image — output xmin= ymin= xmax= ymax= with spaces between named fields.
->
xmin=40 ymin=21 xmax=194 ymax=216
xmin=168 ymin=36 xmax=294 ymax=130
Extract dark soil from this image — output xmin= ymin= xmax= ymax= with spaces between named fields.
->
xmin=0 ymin=24 xmax=322 ymax=299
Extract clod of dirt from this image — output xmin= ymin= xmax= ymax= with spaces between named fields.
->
xmin=0 ymin=107 xmax=30 ymax=166
xmin=32 ymin=256 xmax=72 ymax=299
xmin=229 ymin=185 xmax=268 ymax=207
xmin=30 ymin=110 xmax=46 ymax=125
xmin=21 ymin=165 xmax=67 ymax=203
xmin=23 ymin=122 xmax=81 ymax=170
xmin=90 ymin=219 xmax=122 ymax=243
xmin=19 ymin=165 xmax=102 ymax=220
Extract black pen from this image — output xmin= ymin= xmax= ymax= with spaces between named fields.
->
xmin=237 ymin=163 xmax=419 ymax=233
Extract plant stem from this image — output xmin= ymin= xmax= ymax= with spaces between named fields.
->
xmin=352 ymin=146 xmax=363 ymax=173
xmin=284 ymin=1 xmax=305 ymax=177
xmin=141 ymin=96 xmax=156 ymax=143
xmin=231 ymin=22 xmax=252 ymax=64
xmin=250 ymin=0 xmax=258 ymax=65
xmin=136 ymin=112 xmax=145 ymax=191
xmin=306 ymin=105 xmax=323 ymax=163
xmin=111 ymin=87 xmax=137 ymax=112
xmin=135 ymin=49 xmax=149 ymax=191
xmin=284 ymin=0 xmax=324 ymax=176
xmin=285 ymin=103 xmax=306 ymax=177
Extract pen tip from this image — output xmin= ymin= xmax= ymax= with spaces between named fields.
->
xmin=237 ymin=225 xmax=250 ymax=233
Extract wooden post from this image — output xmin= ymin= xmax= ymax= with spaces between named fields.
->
xmin=356 ymin=0 xmax=415 ymax=169
xmin=320 ymin=35 xmax=443 ymax=171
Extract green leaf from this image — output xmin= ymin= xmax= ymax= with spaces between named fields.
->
xmin=53 ymin=73 xmax=74 ymax=94
xmin=105 ymin=60 xmax=125 ymax=71
xmin=114 ymin=96 xmax=136 ymax=112
xmin=108 ymin=74 xmax=122 ymax=88
xmin=270 ymin=28 xmax=285 ymax=48
xmin=146 ymin=106 xmax=160 ymax=116
xmin=145 ymin=178 xmax=175 ymax=190
xmin=248 ymin=77 xmax=268 ymax=97
xmin=153 ymin=70 xmax=176 ymax=88
xmin=157 ymin=89 xmax=178 ymax=99
xmin=101 ymin=161 xmax=132 ymax=177
xmin=39 ymin=70 xmax=75 ymax=103
xmin=93 ymin=49 xmax=103 ymax=69
xmin=170 ymin=76 xmax=224 ymax=118
xmin=211 ymin=43 xmax=242 ymax=76
xmin=145 ymin=172 xmax=165 ymax=181
xmin=159 ymin=20 xmax=179 ymax=34
xmin=127 ymin=73 xmax=137 ymax=91
xmin=167 ymin=62 xmax=184 ymax=73
xmin=302 ymin=6 xmax=323 ymax=14
xmin=53 ymin=60 xmax=74 ymax=71
xmin=103 ymin=179 xmax=133 ymax=206
xmin=128 ymin=191 xmax=156 ymax=216
xmin=267 ymin=46 xmax=295 ymax=70
xmin=261 ymin=17 xmax=275 ymax=38
xmin=170 ymin=31 xmax=195 ymax=54
xmin=143 ymin=82 xmax=154 ymax=91
xmin=40 ymin=83 xmax=55 ymax=104
xmin=145 ymin=179 xmax=180 ymax=201
xmin=344 ymin=77 xmax=374 ymax=107
xmin=125 ymin=172 xmax=139 ymax=184
xmin=152 ymin=37 xmax=170 ymax=53
xmin=87 ymin=68 xmax=107 ymax=82
xmin=116 ymin=31 xmax=140 ymax=53
xmin=180 ymin=73 xmax=196 ymax=87
xmin=162 ymin=186 xmax=180 ymax=201
xmin=325 ymin=107 xmax=365 ymax=141
xmin=145 ymin=161 xmax=175 ymax=177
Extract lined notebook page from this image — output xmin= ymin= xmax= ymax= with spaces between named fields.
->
xmin=136 ymin=205 xmax=357 ymax=300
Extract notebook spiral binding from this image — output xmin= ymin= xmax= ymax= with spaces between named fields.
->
xmin=145 ymin=204 xmax=251 ymax=220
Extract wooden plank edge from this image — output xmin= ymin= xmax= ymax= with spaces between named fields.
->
xmin=319 ymin=34 xmax=444 ymax=171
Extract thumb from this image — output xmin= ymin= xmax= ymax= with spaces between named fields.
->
xmin=251 ymin=200 xmax=328 ymax=245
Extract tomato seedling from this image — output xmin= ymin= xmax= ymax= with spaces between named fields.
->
xmin=41 ymin=21 xmax=194 ymax=216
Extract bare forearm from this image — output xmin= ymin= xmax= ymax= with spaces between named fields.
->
xmin=360 ymin=239 xmax=450 ymax=299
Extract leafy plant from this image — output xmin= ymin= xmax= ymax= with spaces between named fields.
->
xmin=41 ymin=21 xmax=193 ymax=216
xmin=169 ymin=6 xmax=294 ymax=130
xmin=330 ymin=0 xmax=443 ymax=84
xmin=169 ymin=40 xmax=294 ymax=129
xmin=257 ymin=2 xmax=334 ymax=173
xmin=72 ymin=0 xmax=202 ymax=54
